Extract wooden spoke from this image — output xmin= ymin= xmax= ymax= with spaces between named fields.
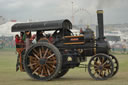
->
xmin=28 ymin=63 xmax=37 ymax=69
xmin=49 ymin=56 xmax=56 ymax=61
xmin=47 ymin=54 xmax=55 ymax=59
xmin=94 ymin=62 xmax=100 ymax=66
xmin=101 ymin=57 xmax=104 ymax=64
xmin=99 ymin=70 xmax=104 ymax=77
xmin=42 ymin=65 xmax=47 ymax=75
xmin=52 ymin=65 xmax=56 ymax=69
xmin=41 ymin=48 xmax=45 ymax=54
xmin=33 ymin=49 xmax=39 ymax=56
xmin=43 ymin=65 xmax=49 ymax=76
xmin=48 ymin=64 xmax=56 ymax=69
xmin=47 ymin=50 xmax=52 ymax=55
xmin=32 ymin=67 xmax=40 ymax=74
xmin=43 ymin=48 xmax=48 ymax=58
xmin=102 ymin=60 xmax=107 ymax=66
xmin=46 ymin=67 xmax=51 ymax=76
xmin=41 ymin=68 xmax=44 ymax=76
xmin=90 ymin=68 xmax=98 ymax=71
xmin=107 ymin=69 xmax=110 ymax=74
xmin=97 ymin=57 xmax=100 ymax=63
xmin=33 ymin=53 xmax=40 ymax=60
xmin=46 ymin=61 xmax=56 ymax=64
xmin=45 ymin=64 xmax=55 ymax=72
xmin=90 ymin=64 xmax=98 ymax=68
xmin=104 ymin=64 xmax=111 ymax=68
xmin=39 ymin=48 xmax=43 ymax=58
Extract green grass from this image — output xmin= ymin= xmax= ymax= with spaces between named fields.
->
xmin=0 ymin=49 xmax=128 ymax=85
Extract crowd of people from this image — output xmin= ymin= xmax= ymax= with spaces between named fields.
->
xmin=111 ymin=39 xmax=128 ymax=54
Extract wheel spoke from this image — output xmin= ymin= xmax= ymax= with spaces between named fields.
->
xmin=101 ymin=57 xmax=104 ymax=64
xmin=33 ymin=53 xmax=40 ymax=60
xmin=94 ymin=62 xmax=100 ymax=66
xmin=45 ymin=64 xmax=55 ymax=72
xmin=32 ymin=67 xmax=40 ymax=74
xmin=46 ymin=67 xmax=51 ymax=76
xmin=46 ymin=61 xmax=56 ymax=64
xmin=49 ymin=64 xmax=56 ymax=69
xmin=28 ymin=63 xmax=37 ymax=69
xmin=47 ymin=54 xmax=55 ymax=59
xmin=102 ymin=60 xmax=107 ymax=66
xmin=33 ymin=49 xmax=39 ymax=56
xmin=90 ymin=68 xmax=98 ymax=71
xmin=39 ymin=48 xmax=43 ymax=58
xmin=107 ymin=69 xmax=110 ymax=74
xmin=97 ymin=57 xmax=101 ymax=64
xmin=42 ymin=65 xmax=47 ymax=75
xmin=99 ymin=70 xmax=104 ymax=77
xmin=90 ymin=64 xmax=98 ymax=68
xmin=104 ymin=64 xmax=111 ymax=68
xmin=41 ymin=47 xmax=44 ymax=52
xmin=43 ymin=48 xmax=48 ymax=58
xmin=41 ymin=67 xmax=44 ymax=75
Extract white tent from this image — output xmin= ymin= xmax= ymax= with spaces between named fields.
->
xmin=0 ymin=21 xmax=21 ymax=36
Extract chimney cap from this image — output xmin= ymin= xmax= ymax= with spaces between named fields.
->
xmin=97 ymin=10 xmax=104 ymax=14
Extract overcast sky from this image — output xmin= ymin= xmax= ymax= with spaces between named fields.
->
xmin=0 ymin=0 xmax=128 ymax=24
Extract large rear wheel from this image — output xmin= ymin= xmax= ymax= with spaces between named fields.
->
xmin=23 ymin=42 xmax=62 ymax=81
xmin=55 ymin=68 xmax=69 ymax=78
xmin=88 ymin=53 xmax=114 ymax=80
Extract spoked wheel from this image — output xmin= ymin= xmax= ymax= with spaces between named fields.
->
xmin=23 ymin=42 xmax=62 ymax=81
xmin=88 ymin=53 xmax=114 ymax=80
xmin=108 ymin=54 xmax=119 ymax=77
xmin=55 ymin=68 xmax=69 ymax=78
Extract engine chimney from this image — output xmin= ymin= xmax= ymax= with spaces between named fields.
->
xmin=97 ymin=10 xmax=104 ymax=40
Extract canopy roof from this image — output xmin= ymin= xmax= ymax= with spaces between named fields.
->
xmin=11 ymin=19 xmax=72 ymax=32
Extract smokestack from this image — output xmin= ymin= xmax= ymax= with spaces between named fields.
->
xmin=97 ymin=10 xmax=104 ymax=40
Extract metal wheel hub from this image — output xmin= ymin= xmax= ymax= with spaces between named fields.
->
xmin=98 ymin=65 xmax=103 ymax=70
xmin=39 ymin=58 xmax=47 ymax=65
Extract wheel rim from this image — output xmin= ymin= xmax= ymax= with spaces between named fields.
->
xmin=24 ymin=43 xmax=62 ymax=80
xmin=28 ymin=46 xmax=56 ymax=77
xmin=88 ymin=54 xmax=114 ymax=80
xmin=55 ymin=68 xmax=69 ymax=78
xmin=109 ymin=54 xmax=119 ymax=77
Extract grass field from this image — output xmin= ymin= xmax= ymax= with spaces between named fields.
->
xmin=0 ymin=49 xmax=128 ymax=85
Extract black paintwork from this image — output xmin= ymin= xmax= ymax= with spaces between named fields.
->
xmin=97 ymin=10 xmax=104 ymax=40
xmin=11 ymin=19 xmax=72 ymax=32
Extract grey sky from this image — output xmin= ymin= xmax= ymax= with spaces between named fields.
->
xmin=0 ymin=0 xmax=128 ymax=24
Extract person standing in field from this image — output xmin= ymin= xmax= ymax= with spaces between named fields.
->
xmin=122 ymin=39 xmax=127 ymax=53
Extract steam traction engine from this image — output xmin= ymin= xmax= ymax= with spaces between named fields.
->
xmin=11 ymin=10 xmax=119 ymax=80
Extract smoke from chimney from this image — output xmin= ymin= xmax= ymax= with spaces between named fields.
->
xmin=97 ymin=0 xmax=121 ymax=9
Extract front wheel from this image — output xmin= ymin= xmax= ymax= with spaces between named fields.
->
xmin=88 ymin=53 xmax=114 ymax=80
xmin=23 ymin=42 xmax=62 ymax=81
xmin=108 ymin=54 xmax=119 ymax=77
